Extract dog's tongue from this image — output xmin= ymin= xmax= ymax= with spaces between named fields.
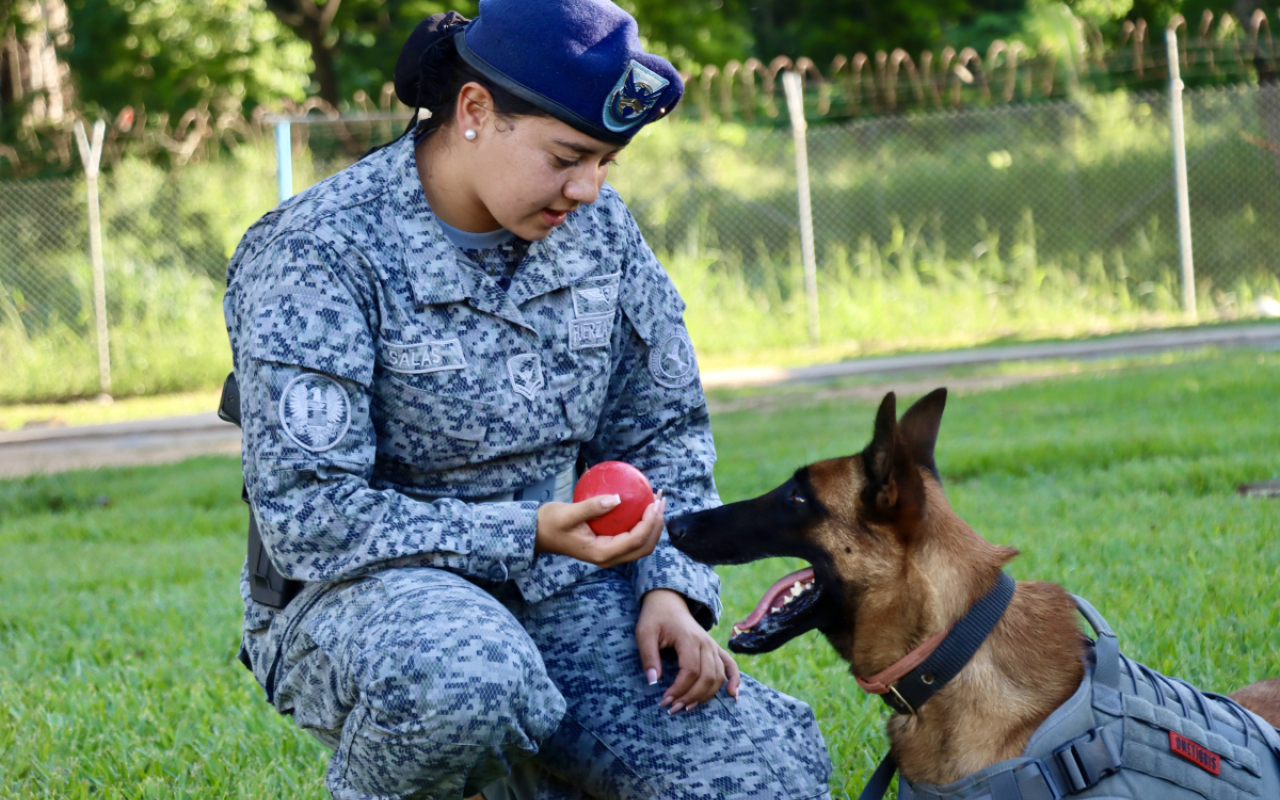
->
xmin=737 ymin=567 xmax=815 ymax=630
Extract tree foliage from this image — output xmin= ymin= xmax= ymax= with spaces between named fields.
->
xmin=62 ymin=0 xmax=312 ymax=115
xmin=262 ymin=0 xmax=478 ymax=106
xmin=42 ymin=0 xmax=1208 ymax=131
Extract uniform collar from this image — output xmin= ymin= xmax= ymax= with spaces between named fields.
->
xmin=506 ymin=213 xmax=599 ymax=307
xmin=389 ymin=136 xmax=475 ymax=308
xmin=390 ymin=134 xmax=605 ymax=315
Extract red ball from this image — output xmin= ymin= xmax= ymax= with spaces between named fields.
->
xmin=573 ymin=461 xmax=655 ymax=536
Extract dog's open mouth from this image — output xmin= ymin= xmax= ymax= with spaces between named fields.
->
xmin=728 ymin=567 xmax=824 ymax=654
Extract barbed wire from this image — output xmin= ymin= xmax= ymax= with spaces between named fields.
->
xmin=4 ymin=11 xmax=1279 ymax=179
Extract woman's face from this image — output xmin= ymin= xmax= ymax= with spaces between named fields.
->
xmin=469 ymin=115 xmax=622 ymax=240
xmin=434 ymin=85 xmax=624 ymax=240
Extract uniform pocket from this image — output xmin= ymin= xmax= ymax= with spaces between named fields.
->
xmin=371 ymin=374 xmax=494 ymax=469
xmin=556 ymin=345 xmax=612 ymax=440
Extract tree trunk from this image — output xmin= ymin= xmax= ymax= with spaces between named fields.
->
xmin=265 ymin=0 xmax=343 ymax=107
xmin=304 ymin=27 xmax=340 ymax=107
xmin=5 ymin=0 xmax=75 ymax=124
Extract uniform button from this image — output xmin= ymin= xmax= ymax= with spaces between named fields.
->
xmin=489 ymin=564 xmax=508 ymax=582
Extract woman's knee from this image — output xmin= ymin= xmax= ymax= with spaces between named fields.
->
xmin=350 ymin=572 xmax=566 ymax=749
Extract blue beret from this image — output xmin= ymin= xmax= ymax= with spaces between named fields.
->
xmin=456 ymin=0 xmax=684 ymax=146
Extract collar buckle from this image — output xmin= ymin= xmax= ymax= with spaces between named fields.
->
xmin=888 ymin=684 xmax=916 ymax=716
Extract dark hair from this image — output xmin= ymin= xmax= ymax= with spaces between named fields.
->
xmin=411 ymin=33 xmax=548 ymax=138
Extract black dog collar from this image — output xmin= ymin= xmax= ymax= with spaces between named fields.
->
xmin=876 ymin=570 xmax=1017 ymax=716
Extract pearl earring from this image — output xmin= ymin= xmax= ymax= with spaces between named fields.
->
xmin=464 ymin=129 xmax=477 ymax=141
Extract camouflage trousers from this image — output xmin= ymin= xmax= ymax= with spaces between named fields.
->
xmin=244 ymin=566 xmax=832 ymax=800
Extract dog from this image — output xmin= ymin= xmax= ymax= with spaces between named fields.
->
xmin=667 ymin=388 xmax=1280 ymax=797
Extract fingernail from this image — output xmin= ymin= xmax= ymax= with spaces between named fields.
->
xmin=659 ymin=695 xmax=672 ymax=707
xmin=685 ymin=702 xmax=698 ymax=712
xmin=646 ymin=668 xmax=658 ymax=685
xmin=668 ymin=702 xmax=685 ymax=714
xmin=600 ymin=494 xmax=621 ymax=509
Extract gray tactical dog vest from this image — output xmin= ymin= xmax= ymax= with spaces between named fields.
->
xmin=901 ymin=596 xmax=1280 ymax=800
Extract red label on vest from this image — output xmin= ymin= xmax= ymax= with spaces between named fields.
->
xmin=1169 ymin=731 xmax=1221 ymax=776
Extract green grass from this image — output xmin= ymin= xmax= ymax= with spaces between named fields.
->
xmin=2 ymin=351 xmax=1278 ymax=797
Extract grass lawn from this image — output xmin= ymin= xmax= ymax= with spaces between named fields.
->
xmin=1 ymin=349 xmax=1277 ymax=798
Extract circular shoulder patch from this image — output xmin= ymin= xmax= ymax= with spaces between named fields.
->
xmin=649 ymin=329 xmax=698 ymax=389
xmin=279 ymin=373 xmax=353 ymax=452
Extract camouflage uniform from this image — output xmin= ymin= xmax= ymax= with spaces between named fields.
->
xmin=223 ymin=132 xmax=832 ymax=799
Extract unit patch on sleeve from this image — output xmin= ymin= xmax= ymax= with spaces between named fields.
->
xmin=377 ymin=338 xmax=467 ymax=375
xmin=649 ymin=329 xmax=698 ymax=389
xmin=569 ymin=313 xmax=614 ymax=351
xmin=279 ymin=373 xmax=353 ymax=452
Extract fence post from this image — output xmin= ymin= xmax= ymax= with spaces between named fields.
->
xmin=275 ymin=120 xmax=294 ymax=203
xmin=74 ymin=119 xmax=110 ymax=400
xmin=781 ymin=71 xmax=821 ymax=344
xmin=1166 ymin=29 xmax=1196 ymax=319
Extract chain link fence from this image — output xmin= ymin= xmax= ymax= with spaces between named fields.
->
xmin=4 ymin=81 xmax=1280 ymax=404
xmin=0 ymin=166 xmax=248 ymax=403
xmin=605 ymin=81 xmax=1279 ymax=355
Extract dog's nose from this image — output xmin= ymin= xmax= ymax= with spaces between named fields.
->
xmin=666 ymin=515 xmax=689 ymax=545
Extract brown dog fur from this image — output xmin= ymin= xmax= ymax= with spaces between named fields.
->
xmin=1231 ymin=679 xmax=1280 ymax=727
xmin=802 ymin=448 xmax=1091 ymax=784
xmin=671 ymin=389 xmax=1280 ymax=787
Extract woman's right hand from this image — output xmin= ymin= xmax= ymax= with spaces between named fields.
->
xmin=534 ymin=491 xmax=666 ymax=568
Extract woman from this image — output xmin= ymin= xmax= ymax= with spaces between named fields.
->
xmin=223 ymin=1 xmax=832 ymax=798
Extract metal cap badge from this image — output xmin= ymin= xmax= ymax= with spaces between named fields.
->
xmin=451 ymin=0 xmax=684 ymax=146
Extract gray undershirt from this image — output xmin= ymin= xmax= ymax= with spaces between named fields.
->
xmin=435 ymin=217 xmax=515 ymax=251
xmin=435 ymin=217 xmax=529 ymax=292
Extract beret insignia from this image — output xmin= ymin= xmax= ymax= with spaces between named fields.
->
xmin=604 ymin=60 xmax=670 ymax=133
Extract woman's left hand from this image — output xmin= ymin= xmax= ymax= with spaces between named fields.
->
xmin=635 ymin=588 xmax=741 ymax=713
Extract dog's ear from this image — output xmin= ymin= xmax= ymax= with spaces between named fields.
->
xmin=898 ymin=388 xmax=947 ymax=479
xmin=862 ymin=392 xmax=902 ymax=513
xmin=861 ymin=390 xmax=932 ymax=526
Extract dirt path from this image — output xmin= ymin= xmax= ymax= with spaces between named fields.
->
xmin=0 ymin=414 xmax=239 ymax=479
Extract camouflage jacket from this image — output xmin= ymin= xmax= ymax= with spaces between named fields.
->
xmin=223 ymin=133 xmax=723 ymax=636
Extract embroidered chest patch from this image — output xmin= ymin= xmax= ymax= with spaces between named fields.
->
xmin=649 ymin=329 xmax=698 ymax=388
xmin=570 ymin=313 xmax=614 ymax=350
xmin=604 ymin=60 xmax=670 ymax=134
xmin=571 ymin=273 xmax=621 ymax=317
xmin=279 ymin=373 xmax=352 ymax=452
xmin=378 ymin=339 xmax=467 ymax=375
xmin=508 ymin=354 xmax=545 ymax=401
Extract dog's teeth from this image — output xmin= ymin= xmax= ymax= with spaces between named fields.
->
xmin=790 ymin=582 xmax=804 ymax=596
xmin=733 ymin=625 xmax=744 ymax=635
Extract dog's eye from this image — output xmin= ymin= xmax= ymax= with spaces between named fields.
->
xmin=791 ymin=493 xmax=806 ymax=505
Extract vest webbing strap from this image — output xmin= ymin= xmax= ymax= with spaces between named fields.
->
xmin=903 ymin=719 xmax=1126 ymax=800
xmin=1071 ymin=595 xmax=1120 ymax=692
xmin=856 ymin=753 xmax=898 ymax=800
